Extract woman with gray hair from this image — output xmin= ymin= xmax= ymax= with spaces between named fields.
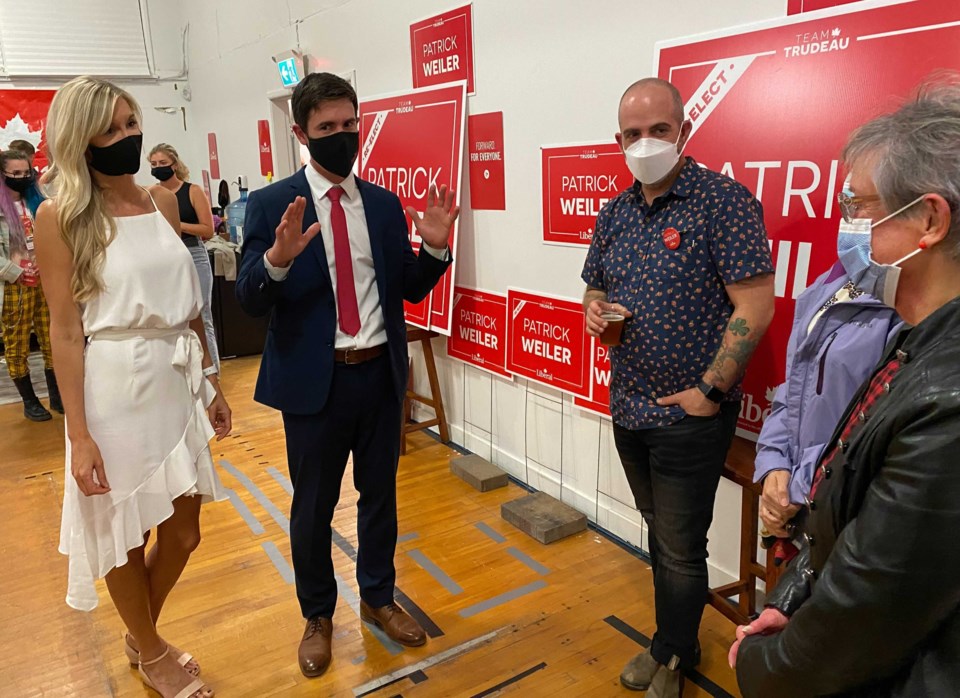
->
xmin=729 ymin=81 xmax=960 ymax=697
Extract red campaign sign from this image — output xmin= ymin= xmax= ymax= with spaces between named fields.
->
xmin=467 ymin=112 xmax=505 ymax=210
xmin=201 ymin=169 xmax=212 ymax=205
xmin=506 ymin=289 xmax=592 ymax=399
xmin=574 ymin=340 xmax=612 ymax=418
xmin=207 ymin=133 xmax=220 ymax=180
xmin=0 ymin=89 xmax=56 ymax=171
xmin=359 ymin=82 xmax=466 ymax=334
xmin=788 ymin=0 xmax=861 ymax=14
xmin=257 ymin=119 xmax=273 ymax=177
xmin=655 ymin=0 xmax=960 ymax=434
xmin=541 ymin=142 xmax=633 ymax=247
xmin=446 ymin=286 xmax=509 ymax=377
xmin=410 ymin=4 xmax=475 ymax=94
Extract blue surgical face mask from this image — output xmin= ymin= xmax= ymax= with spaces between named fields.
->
xmin=837 ymin=191 xmax=926 ymax=307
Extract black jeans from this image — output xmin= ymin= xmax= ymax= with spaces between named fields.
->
xmin=613 ymin=402 xmax=740 ymax=670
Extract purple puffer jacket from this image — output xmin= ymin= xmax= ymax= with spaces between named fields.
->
xmin=753 ymin=260 xmax=902 ymax=504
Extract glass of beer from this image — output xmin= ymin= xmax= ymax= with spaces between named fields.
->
xmin=599 ymin=312 xmax=625 ymax=346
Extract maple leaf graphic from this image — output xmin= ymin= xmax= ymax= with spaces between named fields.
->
xmin=0 ymin=113 xmax=43 ymax=150
xmin=831 ymin=27 xmax=841 ymax=37
xmin=765 ymin=386 xmax=777 ymax=403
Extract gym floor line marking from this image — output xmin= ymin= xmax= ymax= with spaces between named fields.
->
xmin=458 ymin=580 xmax=548 ymax=618
xmin=352 ymin=628 xmax=505 ymax=696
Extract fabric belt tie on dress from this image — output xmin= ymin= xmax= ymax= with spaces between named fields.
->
xmin=88 ymin=326 xmax=205 ymax=398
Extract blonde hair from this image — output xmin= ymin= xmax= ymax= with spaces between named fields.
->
xmin=44 ymin=76 xmax=142 ymax=303
xmin=149 ymin=143 xmax=190 ymax=182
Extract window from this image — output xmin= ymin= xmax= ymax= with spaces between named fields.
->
xmin=0 ymin=0 xmax=151 ymax=78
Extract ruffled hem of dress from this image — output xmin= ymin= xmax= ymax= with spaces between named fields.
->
xmin=58 ymin=393 xmax=225 ymax=611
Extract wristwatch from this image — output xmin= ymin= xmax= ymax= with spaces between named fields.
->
xmin=697 ymin=380 xmax=725 ymax=404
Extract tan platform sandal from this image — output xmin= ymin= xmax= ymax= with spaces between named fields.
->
xmin=125 ymin=634 xmax=200 ymax=676
xmin=138 ymin=645 xmax=213 ymax=698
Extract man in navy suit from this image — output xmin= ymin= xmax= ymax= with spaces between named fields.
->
xmin=236 ymin=72 xmax=457 ymax=678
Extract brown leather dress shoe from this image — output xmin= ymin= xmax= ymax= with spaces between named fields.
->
xmin=359 ymin=600 xmax=427 ymax=647
xmin=299 ymin=616 xmax=333 ymax=677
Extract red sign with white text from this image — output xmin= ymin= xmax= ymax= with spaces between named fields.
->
xmin=541 ymin=142 xmax=633 ymax=247
xmin=788 ymin=0 xmax=861 ymax=14
xmin=0 ymin=89 xmax=56 ymax=171
xmin=655 ymin=0 xmax=960 ymax=434
xmin=574 ymin=341 xmax=612 ymax=417
xmin=468 ymin=112 xmax=505 ymax=210
xmin=506 ymin=289 xmax=592 ymax=399
xmin=201 ymin=169 xmax=212 ymax=205
xmin=410 ymin=4 xmax=475 ymax=94
xmin=359 ymin=82 xmax=466 ymax=334
xmin=207 ymin=133 xmax=220 ymax=180
xmin=258 ymin=119 xmax=273 ymax=177
xmin=447 ymin=287 xmax=509 ymax=377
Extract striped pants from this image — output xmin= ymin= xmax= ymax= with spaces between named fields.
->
xmin=2 ymin=282 xmax=53 ymax=380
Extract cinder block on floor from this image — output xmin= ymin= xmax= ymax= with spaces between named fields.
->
xmin=450 ymin=455 xmax=509 ymax=492
xmin=500 ymin=491 xmax=587 ymax=544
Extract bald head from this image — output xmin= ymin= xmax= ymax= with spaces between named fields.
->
xmin=619 ymin=78 xmax=685 ymax=127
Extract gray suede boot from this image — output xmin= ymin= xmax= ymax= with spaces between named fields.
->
xmin=620 ymin=649 xmax=661 ymax=691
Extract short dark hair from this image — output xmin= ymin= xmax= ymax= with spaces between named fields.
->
xmin=1 ymin=149 xmax=32 ymax=169
xmin=291 ymin=73 xmax=358 ymax=130
xmin=8 ymin=139 xmax=35 ymax=157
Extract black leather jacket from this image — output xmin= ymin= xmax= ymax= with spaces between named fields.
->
xmin=737 ymin=296 xmax=960 ymax=698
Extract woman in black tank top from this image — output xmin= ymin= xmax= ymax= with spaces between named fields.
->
xmin=149 ymin=143 xmax=221 ymax=372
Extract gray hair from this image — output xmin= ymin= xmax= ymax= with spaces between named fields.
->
xmin=620 ymin=78 xmax=685 ymax=126
xmin=843 ymin=79 xmax=960 ymax=258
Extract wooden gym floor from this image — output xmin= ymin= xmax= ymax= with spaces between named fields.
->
xmin=0 ymin=356 xmax=742 ymax=697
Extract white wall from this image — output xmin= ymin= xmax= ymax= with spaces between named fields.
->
xmin=178 ymin=0 xmax=791 ymax=585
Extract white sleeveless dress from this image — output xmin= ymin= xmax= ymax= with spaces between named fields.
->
xmin=58 ymin=195 xmax=226 ymax=611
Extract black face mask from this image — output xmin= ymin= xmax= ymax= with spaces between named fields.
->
xmin=88 ymin=133 xmax=143 ymax=176
xmin=151 ymin=165 xmax=175 ymax=182
xmin=307 ymin=130 xmax=358 ymax=178
xmin=4 ymin=173 xmax=35 ymax=194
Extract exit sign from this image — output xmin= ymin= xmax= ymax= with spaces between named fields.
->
xmin=277 ymin=57 xmax=300 ymax=87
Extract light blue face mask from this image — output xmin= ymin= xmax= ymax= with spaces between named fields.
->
xmin=836 ymin=189 xmax=925 ymax=307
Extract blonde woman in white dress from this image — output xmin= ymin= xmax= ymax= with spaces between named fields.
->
xmin=36 ymin=77 xmax=231 ymax=698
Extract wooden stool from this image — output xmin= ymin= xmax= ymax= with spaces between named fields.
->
xmin=401 ymin=326 xmax=449 ymax=455
xmin=706 ymin=435 xmax=780 ymax=625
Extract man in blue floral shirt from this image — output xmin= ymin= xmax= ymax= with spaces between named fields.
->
xmin=582 ymin=78 xmax=775 ymax=697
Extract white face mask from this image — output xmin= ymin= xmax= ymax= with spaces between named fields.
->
xmin=623 ymin=129 xmax=684 ymax=185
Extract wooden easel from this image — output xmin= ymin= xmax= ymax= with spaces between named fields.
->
xmin=401 ymin=325 xmax=450 ymax=454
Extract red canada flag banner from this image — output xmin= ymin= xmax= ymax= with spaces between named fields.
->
xmin=655 ymin=0 xmax=960 ymax=435
xmin=0 ymin=90 xmax=56 ymax=171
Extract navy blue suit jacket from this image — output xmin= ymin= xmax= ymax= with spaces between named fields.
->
xmin=236 ymin=168 xmax=452 ymax=415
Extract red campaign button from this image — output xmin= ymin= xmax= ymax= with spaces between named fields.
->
xmin=662 ymin=227 xmax=680 ymax=250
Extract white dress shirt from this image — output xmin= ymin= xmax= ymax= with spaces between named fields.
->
xmin=264 ymin=165 xmax=447 ymax=350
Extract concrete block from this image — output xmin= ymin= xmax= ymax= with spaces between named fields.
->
xmin=501 ymin=491 xmax=587 ymax=544
xmin=450 ymin=455 xmax=509 ymax=492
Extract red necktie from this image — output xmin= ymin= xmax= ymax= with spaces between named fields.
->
xmin=326 ymin=186 xmax=361 ymax=336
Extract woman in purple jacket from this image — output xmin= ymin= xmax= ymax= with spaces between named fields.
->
xmin=753 ymin=214 xmax=902 ymax=544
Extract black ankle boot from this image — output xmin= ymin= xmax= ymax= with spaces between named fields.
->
xmin=13 ymin=375 xmax=52 ymax=422
xmin=44 ymin=368 xmax=63 ymax=414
